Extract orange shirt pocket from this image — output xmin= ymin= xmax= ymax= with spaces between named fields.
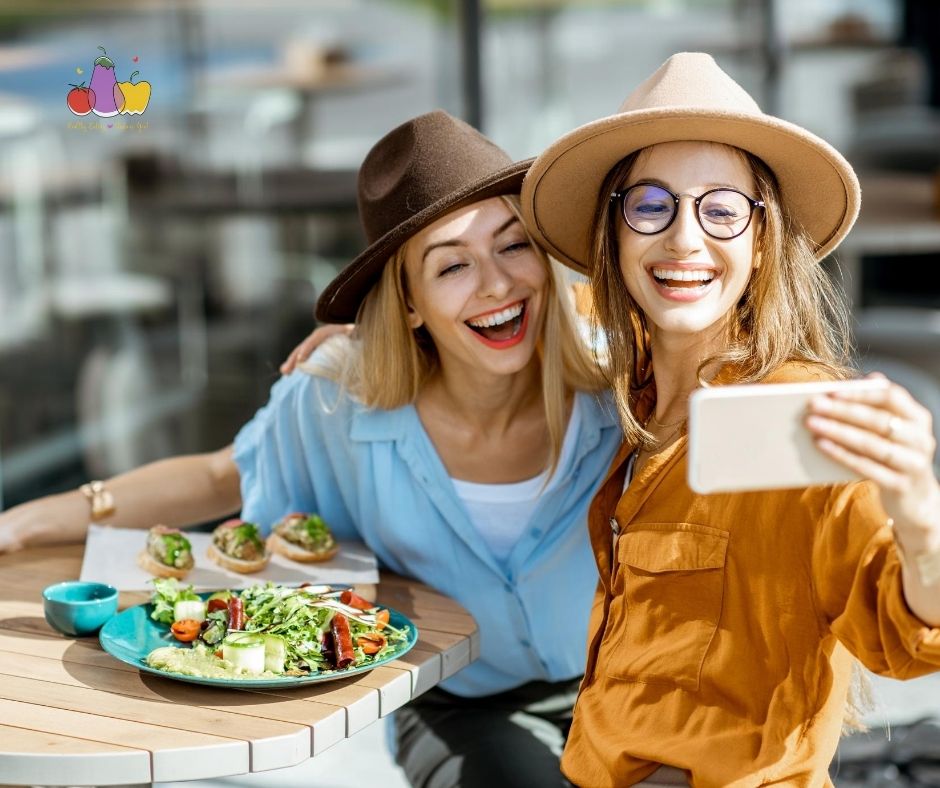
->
xmin=608 ymin=522 xmax=728 ymax=692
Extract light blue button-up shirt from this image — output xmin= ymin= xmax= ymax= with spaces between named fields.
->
xmin=233 ymin=366 xmax=622 ymax=696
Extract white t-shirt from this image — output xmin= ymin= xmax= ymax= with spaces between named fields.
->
xmin=450 ymin=397 xmax=583 ymax=568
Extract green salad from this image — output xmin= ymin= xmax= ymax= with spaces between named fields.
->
xmin=145 ymin=579 xmax=409 ymax=679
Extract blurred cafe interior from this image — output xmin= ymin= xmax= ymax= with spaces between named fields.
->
xmin=0 ymin=0 xmax=938 ymax=513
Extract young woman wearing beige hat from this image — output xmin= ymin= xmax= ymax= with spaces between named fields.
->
xmin=522 ymin=53 xmax=940 ymax=787
xmin=0 ymin=111 xmax=621 ymax=785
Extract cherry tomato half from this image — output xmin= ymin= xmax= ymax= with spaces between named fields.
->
xmin=357 ymin=632 xmax=387 ymax=655
xmin=170 ymin=619 xmax=202 ymax=642
xmin=206 ymin=598 xmax=228 ymax=614
xmin=374 ymin=609 xmax=390 ymax=631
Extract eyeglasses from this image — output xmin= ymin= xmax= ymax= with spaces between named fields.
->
xmin=611 ymin=182 xmax=765 ymax=240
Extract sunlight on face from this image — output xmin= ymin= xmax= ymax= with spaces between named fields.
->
xmin=403 ymin=197 xmax=547 ymax=381
xmin=616 ymin=141 xmax=759 ymax=348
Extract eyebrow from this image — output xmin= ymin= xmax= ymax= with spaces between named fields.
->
xmin=421 ymin=216 xmax=520 ymax=263
xmin=626 ymin=178 xmax=746 ymax=192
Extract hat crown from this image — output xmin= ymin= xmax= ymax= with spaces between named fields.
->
xmin=619 ymin=52 xmax=762 ymax=115
xmin=357 ymin=110 xmax=513 ymax=245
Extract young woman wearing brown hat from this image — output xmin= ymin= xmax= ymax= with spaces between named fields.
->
xmin=522 ymin=53 xmax=940 ymax=787
xmin=0 ymin=111 xmax=622 ymax=786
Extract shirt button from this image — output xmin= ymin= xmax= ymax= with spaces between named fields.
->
xmin=530 ymin=528 xmax=542 ymax=538
xmin=503 ymin=583 xmax=513 ymax=594
xmin=520 ymin=638 xmax=531 ymax=648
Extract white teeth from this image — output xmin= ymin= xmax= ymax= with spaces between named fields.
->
xmin=467 ymin=302 xmax=524 ymax=328
xmin=652 ymin=267 xmax=715 ymax=283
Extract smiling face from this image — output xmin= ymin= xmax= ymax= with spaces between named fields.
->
xmin=402 ymin=196 xmax=546 ymax=380
xmin=616 ymin=141 xmax=760 ymax=349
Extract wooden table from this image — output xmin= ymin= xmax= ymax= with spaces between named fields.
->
xmin=0 ymin=544 xmax=479 ymax=786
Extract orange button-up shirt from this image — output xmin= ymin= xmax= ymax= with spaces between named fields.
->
xmin=562 ymin=364 xmax=940 ymax=788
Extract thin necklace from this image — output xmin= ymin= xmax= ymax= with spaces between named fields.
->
xmin=647 ymin=411 xmax=686 ymax=430
xmin=640 ymin=412 xmax=687 ymax=456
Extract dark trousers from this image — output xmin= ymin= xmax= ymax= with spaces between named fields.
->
xmin=393 ymin=677 xmax=581 ymax=788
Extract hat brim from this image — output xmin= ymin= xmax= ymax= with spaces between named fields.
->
xmin=316 ymin=158 xmax=533 ymax=324
xmin=521 ymin=108 xmax=861 ymax=275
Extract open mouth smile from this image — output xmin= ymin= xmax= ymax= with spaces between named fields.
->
xmin=465 ymin=300 xmax=529 ymax=349
xmin=649 ymin=266 xmax=718 ymax=300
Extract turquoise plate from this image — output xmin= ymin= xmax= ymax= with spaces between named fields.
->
xmin=99 ymin=593 xmax=418 ymax=689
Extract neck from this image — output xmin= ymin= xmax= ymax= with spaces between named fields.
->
xmin=423 ymin=357 xmax=544 ymax=434
xmin=648 ymin=322 xmax=727 ymax=422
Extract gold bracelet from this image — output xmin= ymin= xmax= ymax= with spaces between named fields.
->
xmin=79 ymin=480 xmax=116 ymax=522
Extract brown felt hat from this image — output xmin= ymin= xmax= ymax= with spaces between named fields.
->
xmin=521 ymin=52 xmax=861 ymax=275
xmin=316 ymin=110 xmax=531 ymax=323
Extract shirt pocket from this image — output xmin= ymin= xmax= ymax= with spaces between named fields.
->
xmin=608 ymin=522 xmax=728 ymax=692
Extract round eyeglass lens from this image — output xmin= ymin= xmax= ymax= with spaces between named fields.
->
xmin=698 ymin=190 xmax=752 ymax=238
xmin=623 ymin=184 xmax=675 ymax=234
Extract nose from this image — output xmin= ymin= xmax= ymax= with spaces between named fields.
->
xmin=662 ymin=197 xmax=704 ymax=258
xmin=476 ymin=254 xmax=512 ymax=300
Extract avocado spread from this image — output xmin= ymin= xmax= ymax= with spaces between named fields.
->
xmin=146 ymin=644 xmax=279 ymax=679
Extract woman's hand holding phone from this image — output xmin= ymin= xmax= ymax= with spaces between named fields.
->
xmin=807 ymin=372 xmax=940 ymax=622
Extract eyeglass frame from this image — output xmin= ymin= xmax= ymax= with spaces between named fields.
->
xmin=610 ymin=182 xmax=765 ymax=240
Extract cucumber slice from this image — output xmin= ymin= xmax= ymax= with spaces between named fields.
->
xmin=222 ymin=633 xmax=266 ymax=674
xmin=173 ymin=599 xmax=206 ymax=623
xmin=262 ymin=634 xmax=287 ymax=673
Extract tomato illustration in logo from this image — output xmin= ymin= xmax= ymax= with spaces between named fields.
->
xmin=66 ymin=82 xmax=96 ymax=116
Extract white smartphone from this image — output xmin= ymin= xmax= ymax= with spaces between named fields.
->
xmin=687 ymin=378 xmax=890 ymax=494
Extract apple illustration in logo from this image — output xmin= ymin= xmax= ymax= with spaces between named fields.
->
xmin=89 ymin=46 xmax=123 ymax=118
xmin=67 ymin=82 xmax=96 ymax=116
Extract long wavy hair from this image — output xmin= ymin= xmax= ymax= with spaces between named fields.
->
xmin=311 ymin=195 xmax=607 ymax=476
xmin=587 ymin=143 xmax=855 ymax=449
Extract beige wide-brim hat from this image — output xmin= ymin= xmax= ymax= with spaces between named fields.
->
xmin=521 ymin=52 xmax=861 ymax=275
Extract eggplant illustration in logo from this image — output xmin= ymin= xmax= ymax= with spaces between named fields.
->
xmin=89 ymin=47 xmax=121 ymax=117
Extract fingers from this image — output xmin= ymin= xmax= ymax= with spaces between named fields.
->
xmin=806 ymin=375 xmax=938 ymax=491
xmin=808 ymin=414 xmax=929 ymax=490
xmin=813 ymin=435 xmax=910 ymax=492
xmin=808 ymin=393 xmax=934 ymax=457
xmin=279 ymin=325 xmax=348 ymax=375
xmin=831 ymin=373 xmax=932 ymax=429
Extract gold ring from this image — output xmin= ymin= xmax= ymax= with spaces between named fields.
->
xmin=886 ymin=415 xmax=901 ymax=441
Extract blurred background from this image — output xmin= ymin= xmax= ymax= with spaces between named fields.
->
xmin=1 ymin=0 xmax=939 ymax=784
xmin=0 ymin=0 xmax=938 ymax=508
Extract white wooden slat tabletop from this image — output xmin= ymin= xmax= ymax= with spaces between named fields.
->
xmin=0 ymin=543 xmax=478 ymax=786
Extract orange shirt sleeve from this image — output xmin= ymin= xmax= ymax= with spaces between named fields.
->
xmin=811 ymin=480 xmax=940 ymax=678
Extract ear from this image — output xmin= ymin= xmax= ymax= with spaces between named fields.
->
xmin=407 ymin=304 xmax=424 ymax=330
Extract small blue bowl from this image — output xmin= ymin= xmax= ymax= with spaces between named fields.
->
xmin=42 ymin=581 xmax=119 ymax=637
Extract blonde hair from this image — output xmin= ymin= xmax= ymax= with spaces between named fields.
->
xmin=588 ymin=144 xmax=855 ymax=449
xmin=312 ymin=195 xmax=606 ymax=475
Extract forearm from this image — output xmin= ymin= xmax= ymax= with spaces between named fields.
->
xmin=897 ymin=523 xmax=940 ymax=627
xmin=6 ymin=446 xmax=242 ymax=550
